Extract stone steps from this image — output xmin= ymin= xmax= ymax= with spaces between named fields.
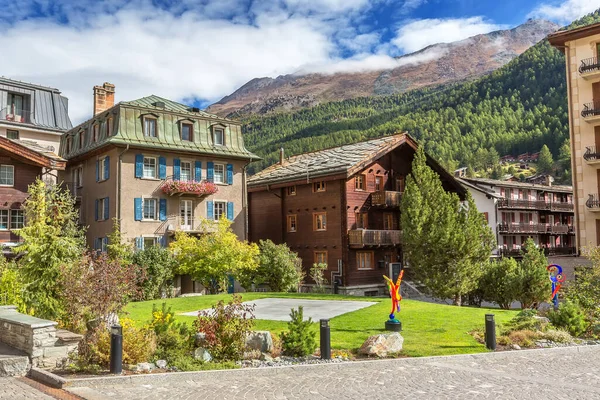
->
xmin=0 ymin=342 xmax=29 ymax=377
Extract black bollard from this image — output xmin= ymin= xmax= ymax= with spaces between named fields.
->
xmin=110 ymin=324 xmax=123 ymax=374
xmin=320 ymin=319 xmax=331 ymax=360
xmin=485 ymin=314 xmax=496 ymax=351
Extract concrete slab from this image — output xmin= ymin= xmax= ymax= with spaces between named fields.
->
xmin=180 ymin=298 xmax=377 ymax=321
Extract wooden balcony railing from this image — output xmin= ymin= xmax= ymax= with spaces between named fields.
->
xmin=348 ymin=229 xmax=402 ymax=248
xmin=579 ymin=57 xmax=600 ymax=74
xmin=582 ymin=100 xmax=600 ymax=118
xmin=550 ymin=202 xmax=574 ymax=212
xmin=370 ymin=191 xmax=402 ymax=208
xmin=499 ymin=246 xmax=576 ymax=257
xmin=498 ymin=223 xmax=574 ymax=234
xmin=498 ymin=198 xmax=573 ymax=211
xmin=584 ymin=146 xmax=600 ymax=162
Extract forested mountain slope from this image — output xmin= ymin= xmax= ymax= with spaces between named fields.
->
xmin=242 ymin=10 xmax=600 ymax=175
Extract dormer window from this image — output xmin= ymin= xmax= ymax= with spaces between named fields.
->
xmin=213 ymin=127 xmax=224 ymax=146
xmin=66 ymin=136 xmax=72 ymax=154
xmin=107 ymin=117 xmax=114 ymax=136
xmin=78 ymin=131 xmax=84 ymax=149
xmin=92 ymin=123 xmax=99 ymax=142
xmin=144 ymin=116 xmax=157 ymax=138
xmin=181 ymin=122 xmax=193 ymax=141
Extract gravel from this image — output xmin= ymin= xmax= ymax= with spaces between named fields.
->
xmin=237 ymin=355 xmax=350 ymax=368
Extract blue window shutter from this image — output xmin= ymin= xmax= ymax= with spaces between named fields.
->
xmin=134 ymin=198 xmax=142 ymax=221
xmin=94 ymin=238 xmax=100 ymax=250
xmin=207 ymin=162 xmax=214 ymax=182
xmin=104 ymin=197 xmax=109 ymax=220
xmin=159 ymin=235 xmax=166 ymax=247
xmin=95 ymin=160 xmax=99 ymax=182
xmin=159 ymin=156 xmax=167 ymax=179
xmin=207 ymin=201 xmax=214 ymax=220
xmin=135 ymin=154 xmax=143 ymax=178
xmin=227 ymin=202 xmax=234 ymax=220
xmin=104 ymin=156 xmax=110 ymax=180
xmin=159 ymin=199 xmax=167 ymax=221
xmin=173 ymin=158 xmax=181 ymax=180
xmin=195 ymin=161 xmax=202 ymax=182
xmin=135 ymin=236 xmax=143 ymax=250
xmin=227 ymin=164 xmax=234 ymax=185
xmin=95 ymin=199 xmax=99 ymax=221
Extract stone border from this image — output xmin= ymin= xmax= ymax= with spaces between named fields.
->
xmin=38 ymin=344 xmax=600 ymax=389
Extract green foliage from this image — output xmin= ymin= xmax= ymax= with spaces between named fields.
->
xmin=401 ymin=146 xmax=495 ymax=305
xmin=193 ymin=295 xmax=256 ymax=361
xmin=149 ymin=303 xmax=195 ymax=365
xmin=516 ymin=239 xmax=551 ymax=309
xmin=107 ymin=219 xmax=133 ymax=266
xmin=0 ymin=258 xmax=27 ymax=313
xmin=547 ymin=300 xmax=588 ymax=337
xmin=15 ymin=179 xmax=86 ymax=319
xmin=238 ymin=240 xmax=304 ymax=292
xmin=480 ymin=258 xmax=519 ymax=309
xmin=537 ymin=144 xmax=554 ymax=174
xmin=133 ymin=246 xmax=177 ymax=300
xmin=170 ymin=218 xmax=259 ymax=293
xmin=565 ymin=247 xmax=600 ymax=324
xmin=281 ymin=306 xmax=316 ymax=357
xmin=309 ymin=263 xmax=328 ymax=293
xmin=558 ymin=139 xmax=571 ymax=171
xmin=502 ymin=309 xmax=548 ymax=333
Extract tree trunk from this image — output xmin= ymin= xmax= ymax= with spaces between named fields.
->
xmin=454 ymin=293 xmax=462 ymax=306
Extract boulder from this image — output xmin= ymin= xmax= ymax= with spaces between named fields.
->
xmin=135 ymin=362 xmax=155 ymax=372
xmin=533 ymin=316 xmax=550 ymax=330
xmin=155 ymin=359 xmax=167 ymax=369
xmin=260 ymin=352 xmax=273 ymax=362
xmin=195 ymin=332 xmax=207 ymax=347
xmin=246 ymin=331 xmax=273 ymax=353
xmin=359 ymin=332 xmax=404 ymax=357
xmin=194 ymin=347 xmax=212 ymax=362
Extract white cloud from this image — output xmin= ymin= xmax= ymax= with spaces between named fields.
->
xmin=528 ymin=0 xmax=599 ymax=24
xmin=401 ymin=0 xmax=426 ymax=14
xmin=392 ymin=16 xmax=506 ymax=53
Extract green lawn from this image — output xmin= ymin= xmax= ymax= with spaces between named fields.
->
xmin=123 ymin=293 xmax=518 ymax=357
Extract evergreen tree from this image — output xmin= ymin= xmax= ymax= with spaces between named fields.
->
xmin=537 ymin=145 xmax=554 ymax=174
xmin=517 ymin=238 xmax=551 ymax=309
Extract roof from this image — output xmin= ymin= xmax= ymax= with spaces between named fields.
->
xmin=0 ymin=136 xmax=65 ymax=169
xmin=0 ymin=77 xmax=72 ymax=131
xmin=457 ymin=178 xmax=503 ymax=199
xmin=548 ymin=22 xmax=600 ymax=50
xmin=462 ymin=177 xmax=572 ymax=194
xmin=122 ymin=95 xmax=227 ymax=121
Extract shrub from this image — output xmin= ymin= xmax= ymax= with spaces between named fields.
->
xmin=310 ymin=263 xmax=328 ymax=293
xmin=497 ymin=335 xmax=512 ymax=346
xmin=133 ymin=247 xmax=177 ymax=300
xmin=507 ymin=330 xmax=540 ymax=347
xmin=149 ymin=303 xmax=194 ymax=364
xmin=547 ymin=300 xmax=588 ymax=337
xmin=193 ymin=295 xmax=255 ymax=361
xmin=480 ymin=258 xmax=519 ymax=309
xmin=502 ymin=309 xmax=549 ymax=333
xmin=270 ymin=333 xmax=283 ymax=358
xmin=281 ymin=306 xmax=316 ymax=357
xmin=0 ymin=259 xmax=28 ymax=313
xmin=565 ymin=247 xmax=600 ymax=323
xmin=516 ymin=239 xmax=551 ymax=309
xmin=541 ymin=329 xmax=573 ymax=343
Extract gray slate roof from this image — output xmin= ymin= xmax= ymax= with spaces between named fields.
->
xmin=463 ymin=177 xmax=572 ymax=194
xmin=249 ymin=134 xmax=408 ymax=187
xmin=11 ymin=139 xmax=65 ymax=162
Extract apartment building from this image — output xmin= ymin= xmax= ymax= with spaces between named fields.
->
xmin=549 ymin=23 xmax=600 ymax=250
xmin=463 ymin=177 xmax=575 ymax=257
xmin=248 ymin=133 xmax=465 ymax=296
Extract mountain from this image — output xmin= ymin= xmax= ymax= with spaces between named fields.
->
xmin=240 ymin=10 xmax=600 ymax=176
xmin=208 ymin=19 xmax=559 ymax=117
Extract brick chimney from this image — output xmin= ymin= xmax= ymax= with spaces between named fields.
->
xmin=93 ymin=83 xmax=115 ymax=116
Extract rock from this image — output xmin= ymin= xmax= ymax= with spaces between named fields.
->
xmin=136 ymin=362 xmax=155 ymax=372
xmin=246 ymin=331 xmax=273 ymax=353
xmin=0 ymin=357 xmax=29 ymax=377
xmin=195 ymin=332 xmax=207 ymax=347
xmin=155 ymin=359 xmax=167 ymax=369
xmin=260 ymin=353 xmax=273 ymax=362
xmin=510 ymin=344 xmax=521 ymax=350
xmin=193 ymin=347 xmax=212 ymax=362
xmin=359 ymin=332 xmax=404 ymax=357
xmin=532 ymin=316 xmax=550 ymax=330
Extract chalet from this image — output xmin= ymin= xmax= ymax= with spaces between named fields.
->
xmin=248 ymin=133 xmax=465 ymax=296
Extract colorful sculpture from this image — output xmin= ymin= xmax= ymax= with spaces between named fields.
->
xmin=383 ymin=270 xmax=404 ymax=321
xmin=547 ymin=264 xmax=566 ymax=309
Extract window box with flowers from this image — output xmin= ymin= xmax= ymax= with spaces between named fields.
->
xmin=160 ymin=180 xmax=218 ymax=197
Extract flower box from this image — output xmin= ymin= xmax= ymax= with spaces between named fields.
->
xmin=160 ymin=180 xmax=218 ymax=197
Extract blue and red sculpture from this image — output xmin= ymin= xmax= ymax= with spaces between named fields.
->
xmin=547 ymin=264 xmax=566 ymax=309
xmin=383 ymin=270 xmax=404 ymax=321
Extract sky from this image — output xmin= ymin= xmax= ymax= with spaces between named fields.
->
xmin=0 ymin=0 xmax=597 ymax=123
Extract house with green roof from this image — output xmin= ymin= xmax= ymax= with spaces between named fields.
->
xmin=59 ymin=83 xmax=258 ymax=294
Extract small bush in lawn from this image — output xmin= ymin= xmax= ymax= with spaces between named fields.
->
xmin=270 ymin=333 xmax=283 ymax=358
xmin=149 ymin=303 xmax=194 ymax=364
xmin=281 ymin=306 xmax=316 ymax=357
xmin=547 ymin=300 xmax=588 ymax=337
xmin=503 ymin=309 xmax=545 ymax=333
xmin=507 ymin=330 xmax=540 ymax=348
xmin=193 ymin=295 xmax=255 ymax=362
xmin=541 ymin=329 xmax=573 ymax=343
xmin=497 ymin=335 xmax=512 ymax=346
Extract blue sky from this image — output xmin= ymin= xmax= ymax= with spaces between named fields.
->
xmin=0 ymin=0 xmax=596 ymax=122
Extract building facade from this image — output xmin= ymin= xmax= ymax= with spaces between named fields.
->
xmin=549 ymin=23 xmax=600 ymax=250
xmin=463 ymin=177 xmax=575 ymax=257
xmin=58 ymin=84 xmax=257 ymax=293
xmin=248 ymin=134 xmax=465 ymax=296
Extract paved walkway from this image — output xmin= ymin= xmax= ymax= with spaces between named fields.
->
xmin=0 ymin=377 xmax=54 ymax=399
xmin=66 ymin=345 xmax=600 ymax=399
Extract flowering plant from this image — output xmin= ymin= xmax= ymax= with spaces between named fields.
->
xmin=160 ymin=179 xmax=218 ymax=196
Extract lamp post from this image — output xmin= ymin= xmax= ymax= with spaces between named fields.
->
xmin=110 ymin=324 xmax=123 ymax=374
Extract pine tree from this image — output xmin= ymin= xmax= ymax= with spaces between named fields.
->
xmin=537 ymin=145 xmax=554 ymax=174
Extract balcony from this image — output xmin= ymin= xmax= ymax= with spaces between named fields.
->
xmin=160 ymin=180 xmax=218 ymax=197
xmin=499 ymin=246 xmax=576 ymax=258
xmin=348 ymin=229 xmax=402 ymax=248
xmin=498 ymin=223 xmax=545 ymax=234
xmin=550 ymin=202 xmax=574 ymax=212
xmin=584 ymin=146 xmax=600 ymax=164
xmin=370 ymin=191 xmax=402 ymax=208
xmin=0 ymin=107 xmax=32 ymax=124
xmin=581 ymin=100 xmax=600 ymax=122
xmin=498 ymin=198 xmax=546 ymax=210
xmin=579 ymin=57 xmax=600 ymax=80
xmin=586 ymin=194 xmax=600 ymax=212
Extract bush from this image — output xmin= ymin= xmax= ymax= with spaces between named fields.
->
xmin=193 ymin=295 xmax=255 ymax=361
xmin=502 ymin=309 xmax=548 ymax=333
xmin=480 ymin=258 xmax=519 ymax=309
xmin=507 ymin=330 xmax=540 ymax=347
xmin=281 ymin=306 xmax=316 ymax=357
xmin=133 ymin=247 xmax=177 ymax=300
xmin=547 ymin=300 xmax=588 ymax=337
xmin=310 ymin=263 xmax=328 ymax=293
xmin=541 ymin=329 xmax=573 ymax=343
xmin=565 ymin=247 xmax=600 ymax=323
xmin=516 ymin=239 xmax=551 ymax=309
xmin=0 ymin=259 xmax=28 ymax=313
xmin=149 ymin=303 xmax=194 ymax=364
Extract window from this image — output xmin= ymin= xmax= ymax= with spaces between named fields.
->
xmin=107 ymin=117 xmax=114 ymax=136
xmin=213 ymin=128 xmax=224 ymax=146
xmin=384 ymin=213 xmax=394 ymax=230
xmin=357 ymin=251 xmax=374 ymax=270
xmin=73 ymin=166 xmax=83 ymax=188
xmin=98 ymin=198 xmax=108 ymax=221
xmin=6 ymin=130 xmax=19 ymax=140
xmin=92 ymin=124 xmax=99 ymax=142
xmin=287 ymin=215 xmax=297 ymax=232
xmin=396 ymin=176 xmax=405 ymax=193
xmin=66 ymin=137 xmax=72 ymax=154
xmin=287 ymin=186 xmax=296 ymax=196
xmin=313 ymin=212 xmax=327 ymax=231
xmin=0 ymin=165 xmax=14 ymax=186
xmin=144 ymin=237 xmax=158 ymax=249
xmin=78 ymin=131 xmax=84 ymax=149
xmin=313 ymin=181 xmax=326 ymax=192
xmin=10 ymin=210 xmax=24 ymax=230
xmin=181 ymin=123 xmax=193 ymax=141
xmin=180 ymin=200 xmax=193 ymax=230
xmin=180 ymin=161 xmax=193 ymax=181
xmin=143 ymin=157 xmax=157 ymax=179
xmin=143 ymin=198 xmax=157 ymax=220
xmin=314 ymin=251 xmax=327 ymax=265
xmin=356 ymin=212 xmax=368 ymax=229
xmin=144 ymin=117 xmax=157 ymax=137
xmin=7 ymin=93 xmax=24 ymax=121
xmin=214 ymin=201 xmax=227 ymax=220
xmin=214 ymin=164 xmax=225 ymax=184
xmin=99 ymin=157 xmax=109 ymax=181
xmin=355 ymin=175 xmax=365 ymax=191
xmin=375 ymin=176 xmax=383 ymax=191
xmin=0 ymin=210 xmax=8 ymax=229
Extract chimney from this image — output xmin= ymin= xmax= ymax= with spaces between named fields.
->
xmin=93 ymin=82 xmax=116 ymax=116
xmin=280 ymin=147 xmax=284 ymax=165
xmin=545 ymin=175 xmax=554 ymax=187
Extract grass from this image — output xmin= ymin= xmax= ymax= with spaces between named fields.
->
xmin=123 ymin=293 xmax=518 ymax=357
